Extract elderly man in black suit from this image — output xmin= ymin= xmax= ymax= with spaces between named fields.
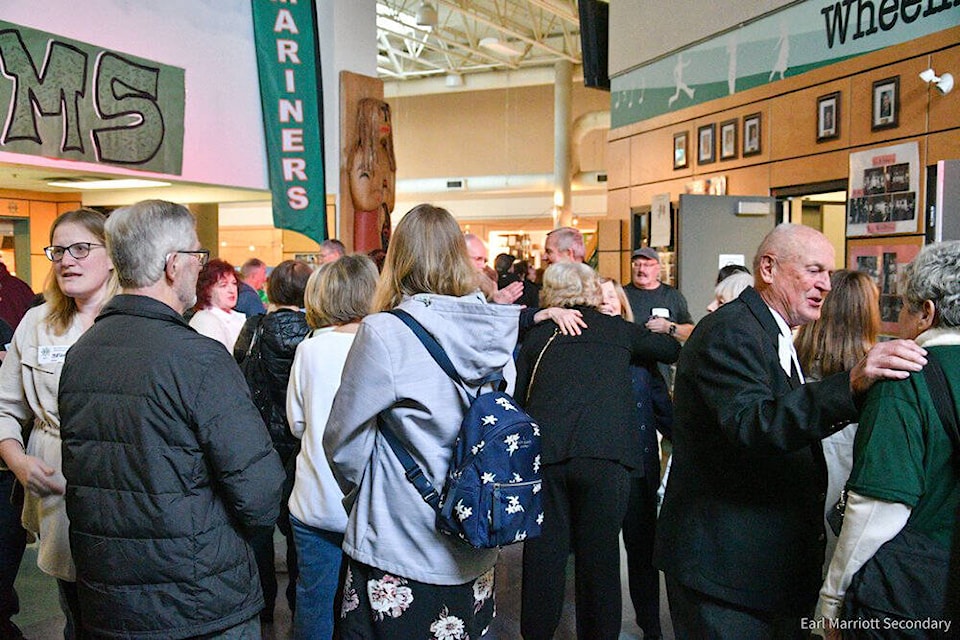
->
xmin=655 ymin=223 xmax=927 ymax=639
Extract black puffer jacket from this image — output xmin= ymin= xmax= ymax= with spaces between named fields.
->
xmin=59 ymin=295 xmax=285 ymax=639
xmin=235 ymin=308 xmax=310 ymax=464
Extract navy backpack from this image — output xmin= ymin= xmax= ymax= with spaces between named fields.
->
xmin=380 ymin=309 xmax=543 ymax=549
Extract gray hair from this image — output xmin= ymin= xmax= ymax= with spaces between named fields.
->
xmin=540 ymin=262 xmax=601 ymax=309
xmin=545 ymin=226 xmax=585 ymax=261
xmin=105 ymin=200 xmax=197 ymax=288
xmin=899 ymin=241 xmax=960 ymax=328
xmin=715 ymin=271 xmax=753 ymax=304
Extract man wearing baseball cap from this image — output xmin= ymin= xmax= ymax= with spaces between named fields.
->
xmin=625 ymin=247 xmax=694 ymax=345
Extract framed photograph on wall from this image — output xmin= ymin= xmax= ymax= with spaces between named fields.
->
xmin=847 ymin=142 xmax=921 ymax=237
xmin=720 ymin=119 xmax=738 ymax=160
xmin=698 ymin=123 xmax=715 ymax=165
xmin=673 ymin=132 xmax=688 ymax=170
xmin=847 ymin=235 xmax=923 ymax=335
xmin=872 ymin=76 xmax=899 ymax=131
xmin=742 ymin=113 xmax=761 ymax=156
xmin=817 ymin=91 xmax=840 ymax=141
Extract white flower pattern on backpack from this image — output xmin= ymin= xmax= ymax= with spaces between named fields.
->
xmin=455 ymin=499 xmax=473 ymax=521
xmin=505 ymin=495 xmax=524 ymax=514
xmin=504 ymin=433 xmax=520 ymax=455
xmin=495 ymin=397 xmax=516 ymax=411
xmin=481 ymin=472 xmax=496 ymax=484
xmin=367 ymin=574 xmax=414 ymax=620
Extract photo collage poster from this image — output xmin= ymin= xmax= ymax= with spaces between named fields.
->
xmin=847 ymin=238 xmax=923 ymax=335
xmin=847 ymin=142 xmax=920 ymax=237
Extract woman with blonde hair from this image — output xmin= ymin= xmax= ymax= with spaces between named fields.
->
xmin=323 ymin=204 xmax=520 ymax=637
xmin=517 ymin=263 xmax=680 ymax=640
xmin=0 ymin=208 xmax=117 ymax=638
xmin=795 ymin=270 xmax=880 ymax=568
xmin=287 ymin=254 xmax=379 ymax=640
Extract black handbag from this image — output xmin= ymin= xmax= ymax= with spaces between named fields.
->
xmin=840 ymin=351 xmax=959 ymax=636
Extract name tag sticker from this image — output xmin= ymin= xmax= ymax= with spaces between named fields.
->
xmin=37 ymin=345 xmax=69 ymax=365
xmin=651 ymin=308 xmax=670 ymax=318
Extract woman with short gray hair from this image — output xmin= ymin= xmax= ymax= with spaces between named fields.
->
xmin=817 ymin=241 xmax=960 ymax=635
xmin=516 ymin=261 xmax=680 ymax=639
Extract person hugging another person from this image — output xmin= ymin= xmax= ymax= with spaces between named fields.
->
xmin=323 ymin=204 xmax=519 ymax=637
xmin=517 ymin=262 xmax=680 ymax=640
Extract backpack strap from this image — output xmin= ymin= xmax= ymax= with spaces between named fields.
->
xmin=378 ymin=417 xmax=441 ymax=512
xmin=921 ymin=350 xmax=960 ymax=456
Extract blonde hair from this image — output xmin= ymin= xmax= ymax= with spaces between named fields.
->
xmin=44 ymin=208 xmax=119 ymax=335
xmin=795 ymin=270 xmax=880 ymax=378
xmin=304 ymin=255 xmax=379 ymax=328
xmin=372 ymin=204 xmax=477 ymax=311
xmin=541 ymin=262 xmax=602 ymax=309
xmin=600 ymin=277 xmax=634 ymax=322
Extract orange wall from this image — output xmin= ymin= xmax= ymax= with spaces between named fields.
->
xmin=388 ymin=83 xmax=612 ymax=180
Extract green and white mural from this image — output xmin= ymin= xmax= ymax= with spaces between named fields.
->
xmin=611 ymin=0 xmax=960 ymax=128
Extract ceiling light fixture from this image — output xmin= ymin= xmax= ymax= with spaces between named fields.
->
xmin=919 ymin=67 xmax=954 ymax=95
xmin=479 ymin=36 xmax=522 ymax=57
xmin=46 ymin=178 xmax=173 ymax=190
xmin=416 ymin=0 xmax=438 ymax=27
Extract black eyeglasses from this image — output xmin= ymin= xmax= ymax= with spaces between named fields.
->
xmin=173 ymin=250 xmax=210 ymax=266
xmin=44 ymin=242 xmax=105 ymax=262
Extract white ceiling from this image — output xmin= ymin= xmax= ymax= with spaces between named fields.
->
xmin=376 ymin=0 xmax=583 ymax=82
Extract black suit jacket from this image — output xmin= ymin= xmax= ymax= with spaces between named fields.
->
xmin=654 ymin=287 xmax=858 ymax=615
xmin=515 ymin=307 xmax=680 ymax=472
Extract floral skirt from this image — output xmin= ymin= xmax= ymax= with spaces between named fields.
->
xmin=338 ymin=557 xmax=496 ymax=640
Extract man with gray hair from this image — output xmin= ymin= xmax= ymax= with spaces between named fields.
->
xmin=236 ymin=257 xmax=267 ymax=317
xmin=542 ymin=226 xmax=585 ymax=266
xmin=59 ymin=200 xmax=284 ymax=639
xmin=318 ymin=238 xmax=346 ymax=264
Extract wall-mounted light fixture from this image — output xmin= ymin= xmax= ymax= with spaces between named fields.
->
xmin=920 ymin=68 xmax=954 ymax=96
xmin=46 ymin=178 xmax=172 ymax=190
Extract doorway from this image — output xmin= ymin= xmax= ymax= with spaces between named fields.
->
xmin=773 ymin=180 xmax=848 ymax=266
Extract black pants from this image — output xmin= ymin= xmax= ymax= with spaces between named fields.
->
xmin=0 ymin=471 xmax=26 ymax=627
xmin=622 ymin=471 xmax=661 ymax=638
xmin=250 ymin=453 xmax=298 ymax=619
xmin=521 ymin=457 xmax=631 ymax=640
xmin=666 ymin=578 xmax=809 ymax=640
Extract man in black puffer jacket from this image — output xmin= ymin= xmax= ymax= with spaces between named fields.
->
xmin=59 ymin=200 xmax=285 ymax=640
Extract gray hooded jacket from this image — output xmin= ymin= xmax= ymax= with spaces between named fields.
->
xmin=324 ymin=292 xmax=519 ymax=585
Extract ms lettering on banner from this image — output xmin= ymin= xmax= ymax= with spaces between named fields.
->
xmin=0 ymin=21 xmax=185 ymax=174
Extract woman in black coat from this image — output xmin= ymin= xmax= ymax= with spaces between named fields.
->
xmin=516 ymin=262 xmax=680 ymax=640
xmin=234 ymin=259 xmax=313 ymax=624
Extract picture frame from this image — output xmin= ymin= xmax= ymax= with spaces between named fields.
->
xmin=742 ymin=113 xmax=761 ymax=156
xmin=719 ymin=119 xmax=738 ymax=160
xmin=847 ymin=235 xmax=923 ymax=335
xmin=817 ymin=91 xmax=840 ymax=141
xmin=697 ymin=123 xmax=715 ymax=165
xmin=871 ymin=76 xmax=899 ymax=131
xmin=673 ymin=132 xmax=688 ymax=170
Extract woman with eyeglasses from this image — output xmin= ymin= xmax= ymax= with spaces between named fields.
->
xmin=189 ymin=258 xmax=247 ymax=352
xmin=0 ymin=208 xmax=118 ymax=639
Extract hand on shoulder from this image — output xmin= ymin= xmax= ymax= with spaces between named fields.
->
xmin=849 ymin=339 xmax=927 ymax=396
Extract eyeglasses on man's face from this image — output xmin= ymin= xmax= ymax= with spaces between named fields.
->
xmin=173 ymin=250 xmax=210 ymax=266
xmin=44 ymin=242 xmax=105 ymax=262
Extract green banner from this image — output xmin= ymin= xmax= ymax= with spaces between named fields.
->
xmin=0 ymin=21 xmax=184 ymax=174
xmin=251 ymin=0 xmax=327 ymax=244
